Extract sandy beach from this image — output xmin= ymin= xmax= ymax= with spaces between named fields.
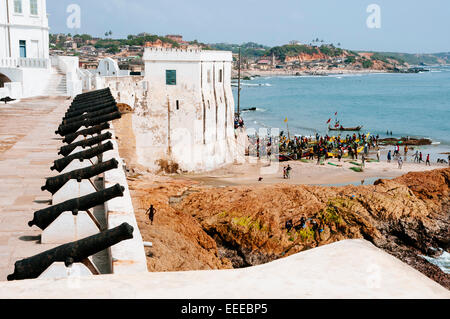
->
xmin=174 ymin=155 xmax=449 ymax=187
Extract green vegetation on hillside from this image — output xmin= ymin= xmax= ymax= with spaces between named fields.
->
xmin=267 ymin=45 xmax=319 ymax=61
xmin=364 ymin=51 xmax=449 ymax=65
xmin=371 ymin=52 xmax=405 ymax=65
xmin=208 ymin=42 xmax=270 ymax=57
xmin=94 ymin=35 xmax=180 ymax=49
xmin=319 ymin=45 xmax=344 ymax=57
xmin=49 ymin=32 xmax=449 ymax=66
xmin=362 ymin=60 xmax=373 ymax=68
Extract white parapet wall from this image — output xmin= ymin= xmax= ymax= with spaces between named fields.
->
xmin=102 ymin=123 xmax=148 ymax=274
xmin=1 ymin=239 xmax=448 ymax=299
xmin=52 ymin=56 xmax=83 ymax=97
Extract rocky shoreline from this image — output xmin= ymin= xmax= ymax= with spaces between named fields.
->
xmin=170 ymin=168 xmax=449 ymax=289
xmin=232 ymin=66 xmax=429 ymax=79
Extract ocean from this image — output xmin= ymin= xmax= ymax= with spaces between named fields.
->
xmin=233 ymin=66 xmax=450 ymax=160
xmin=233 ymin=66 xmax=450 ymax=273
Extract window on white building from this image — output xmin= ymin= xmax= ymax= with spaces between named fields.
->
xmin=166 ymin=70 xmax=176 ymax=85
xmin=19 ymin=40 xmax=27 ymax=58
xmin=30 ymin=0 xmax=38 ymax=15
xmin=219 ymin=69 xmax=223 ymax=83
xmin=14 ymin=0 xmax=23 ymax=14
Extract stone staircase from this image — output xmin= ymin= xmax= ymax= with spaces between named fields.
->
xmin=42 ymin=66 xmax=68 ymax=96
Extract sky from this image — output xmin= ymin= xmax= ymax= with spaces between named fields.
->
xmin=46 ymin=0 xmax=450 ymax=53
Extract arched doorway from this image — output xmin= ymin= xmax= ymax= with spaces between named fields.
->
xmin=0 ymin=73 xmax=12 ymax=88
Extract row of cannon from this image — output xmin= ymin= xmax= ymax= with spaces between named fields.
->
xmin=8 ymin=88 xmax=135 ymax=281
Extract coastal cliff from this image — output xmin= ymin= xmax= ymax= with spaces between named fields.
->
xmin=130 ymin=168 xmax=449 ymax=289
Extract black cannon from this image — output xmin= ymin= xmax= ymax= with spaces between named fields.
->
xmin=73 ymin=87 xmax=110 ymax=98
xmin=62 ymin=123 xmax=110 ymax=145
xmin=29 ymin=183 xmax=125 ymax=230
xmin=42 ymin=159 xmax=119 ymax=195
xmin=0 ymin=96 xmax=16 ymax=104
xmin=64 ymin=101 xmax=117 ymax=119
xmin=7 ymin=222 xmax=134 ymax=281
xmin=71 ymin=92 xmax=114 ymax=105
xmin=51 ymin=141 xmax=114 ymax=173
xmin=62 ymin=106 xmax=119 ymax=126
xmin=58 ymin=132 xmax=113 ymax=157
xmin=70 ymin=96 xmax=115 ymax=110
xmin=72 ymin=88 xmax=111 ymax=102
xmin=56 ymin=112 xmax=122 ymax=136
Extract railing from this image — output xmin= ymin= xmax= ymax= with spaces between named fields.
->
xmin=0 ymin=57 xmax=50 ymax=69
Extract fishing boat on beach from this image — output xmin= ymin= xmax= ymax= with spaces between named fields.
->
xmin=326 ymin=112 xmax=363 ymax=131
xmin=328 ymin=125 xmax=363 ymax=132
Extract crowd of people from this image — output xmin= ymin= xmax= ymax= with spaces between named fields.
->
xmin=387 ymin=143 xmax=450 ymax=169
xmin=247 ymin=131 xmax=381 ymax=163
xmin=245 ymin=130 xmax=449 ymax=180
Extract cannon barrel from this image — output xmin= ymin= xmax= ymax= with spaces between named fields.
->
xmin=72 ymin=88 xmax=111 ymax=101
xmin=56 ymin=112 xmax=122 ymax=136
xmin=28 ymin=183 xmax=125 ymax=230
xmin=58 ymin=132 xmax=113 ymax=157
xmin=73 ymin=88 xmax=110 ymax=99
xmin=64 ymin=101 xmax=117 ymax=119
xmin=74 ymin=87 xmax=110 ymax=97
xmin=62 ymin=123 xmax=110 ymax=145
xmin=72 ymin=92 xmax=113 ymax=104
xmin=62 ymin=106 xmax=118 ymax=126
xmin=7 ymin=222 xmax=133 ymax=281
xmin=42 ymin=159 xmax=119 ymax=195
xmin=51 ymin=141 xmax=114 ymax=173
xmin=70 ymin=96 xmax=115 ymax=110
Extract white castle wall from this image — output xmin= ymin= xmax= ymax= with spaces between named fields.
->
xmin=102 ymin=48 xmax=242 ymax=172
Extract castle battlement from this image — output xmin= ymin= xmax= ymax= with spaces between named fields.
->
xmin=144 ymin=47 xmax=232 ymax=63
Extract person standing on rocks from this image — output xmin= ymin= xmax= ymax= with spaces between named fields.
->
xmin=146 ymin=205 xmax=157 ymax=225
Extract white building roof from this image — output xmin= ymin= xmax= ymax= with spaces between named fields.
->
xmin=143 ymin=47 xmax=232 ymax=63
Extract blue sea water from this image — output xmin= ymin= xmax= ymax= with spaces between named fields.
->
xmin=233 ymin=66 xmax=450 ymax=159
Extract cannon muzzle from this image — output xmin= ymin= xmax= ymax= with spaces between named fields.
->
xmin=42 ymin=158 xmax=119 ymax=194
xmin=29 ymin=183 xmax=125 ymax=230
xmin=8 ymin=222 xmax=133 ymax=281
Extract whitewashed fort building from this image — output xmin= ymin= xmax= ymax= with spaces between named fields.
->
xmin=95 ymin=48 xmax=244 ymax=172
xmin=0 ymin=0 xmax=82 ymax=99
